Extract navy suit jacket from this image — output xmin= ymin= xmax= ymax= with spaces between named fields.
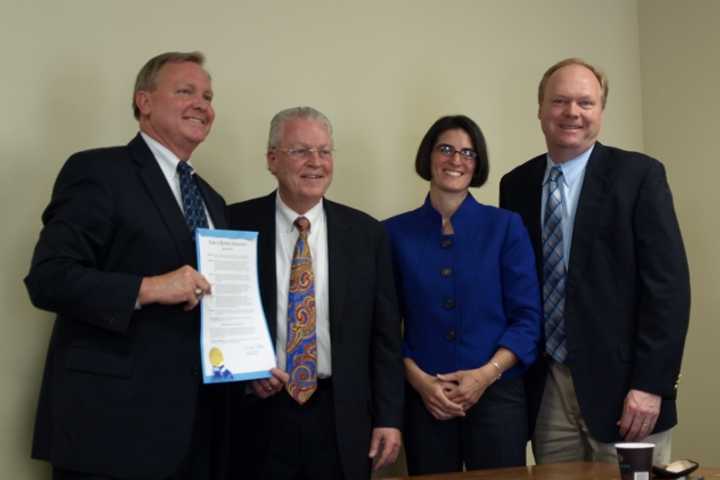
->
xmin=25 ymin=134 xmax=227 ymax=477
xmin=499 ymin=142 xmax=690 ymax=442
xmin=226 ymin=192 xmax=403 ymax=480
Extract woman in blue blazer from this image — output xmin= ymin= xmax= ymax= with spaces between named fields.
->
xmin=384 ymin=115 xmax=541 ymax=475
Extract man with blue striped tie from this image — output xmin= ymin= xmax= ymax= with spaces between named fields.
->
xmin=26 ymin=51 xmax=228 ymax=480
xmin=500 ymin=58 xmax=690 ymax=467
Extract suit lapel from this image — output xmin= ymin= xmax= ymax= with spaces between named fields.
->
xmin=568 ymin=143 xmax=612 ymax=277
xmin=196 ymin=175 xmax=226 ymax=229
xmin=517 ymin=156 xmax=546 ymax=274
xmin=324 ymin=199 xmax=351 ymax=345
xmin=524 ymin=157 xmax=545 ymax=254
xmin=257 ymin=193 xmax=279 ymax=341
xmin=129 ymin=134 xmax=194 ymax=264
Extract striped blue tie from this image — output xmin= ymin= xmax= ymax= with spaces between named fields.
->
xmin=543 ymin=166 xmax=567 ymax=363
xmin=177 ymin=161 xmax=209 ymax=233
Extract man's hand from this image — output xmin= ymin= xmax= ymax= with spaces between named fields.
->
xmin=368 ymin=427 xmax=402 ymax=471
xmin=438 ymin=366 xmax=494 ymax=411
xmin=138 ymin=265 xmax=211 ymax=311
xmin=617 ymin=389 xmax=661 ymax=441
xmin=250 ymin=368 xmax=289 ymax=399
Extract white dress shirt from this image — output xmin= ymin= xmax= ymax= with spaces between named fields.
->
xmin=140 ymin=132 xmax=214 ymax=228
xmin=133 ymin=133 xmax=214 ymax=310
xmin=274 ymin=195 xmax=331 ymax=377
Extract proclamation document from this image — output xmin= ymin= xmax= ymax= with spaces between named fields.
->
xmin=196 ymin=228 xmax=276 ymax=384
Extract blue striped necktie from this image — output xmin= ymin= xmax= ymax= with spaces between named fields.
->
xmin=177 ymin=161 xmax=209 ymax=233
xmin=543 ymin=166 xmax=567 ymax=363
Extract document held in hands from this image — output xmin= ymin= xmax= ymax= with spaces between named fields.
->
xmin=196 ymin=228 xmax=276 ymax=384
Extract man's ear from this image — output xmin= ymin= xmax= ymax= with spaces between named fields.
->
xmin=266 ymin=150 xmax=277 ymax=175
xmin=135 ymin=90 xmax=151 ymax=117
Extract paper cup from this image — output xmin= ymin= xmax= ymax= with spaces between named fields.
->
xmin=615 ymin=442 xmax=655 ymax=480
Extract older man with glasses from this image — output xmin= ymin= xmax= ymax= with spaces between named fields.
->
xmin=226 ymin=106 xmax=403 ymax=480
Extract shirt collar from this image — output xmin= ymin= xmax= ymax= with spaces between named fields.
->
xmin=542 ymin=143 xmax=594 ymax=188
xmin=276 ymin=193 xmax=324 ymax=234
xmin=141 ymin=131 xmax=195 ymax=178
xmin=420 ymin=192 xmax=480 ymax=228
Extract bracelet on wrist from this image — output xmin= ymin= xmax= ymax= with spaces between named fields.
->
xmin=489 ymin=360 xmax=503 ymax=380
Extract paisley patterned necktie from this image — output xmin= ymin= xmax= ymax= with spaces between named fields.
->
xmin=285 ymin=216 xmax=317 ymax=404
xmin=177 ymin=161 xmax=209 ymax=232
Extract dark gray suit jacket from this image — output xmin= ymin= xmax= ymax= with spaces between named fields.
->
xmin=226 ymin=192 xmax=403 ymax=480
xmin=499 ymin=142 xmax=690 ymax=442
xmin=25 ymin=134 xmax=227 ymax=477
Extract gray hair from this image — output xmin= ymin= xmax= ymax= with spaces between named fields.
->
xmin=267 ymin=106 xmax=333 ymax=149
xmin=132 ymin=51 xmax=207 ymax=119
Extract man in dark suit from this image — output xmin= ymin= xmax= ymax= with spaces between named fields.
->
xmin=226 ymin=106 xmax=403 ymax=480
xmin=499 ymin=58 xmax=690 ymax=464
xmin=25 ymin=51 xmax=227 ymax=479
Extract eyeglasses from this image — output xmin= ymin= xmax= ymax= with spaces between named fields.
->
xmin=435 ymin=144 xmax=477 ymax=161
xmin=274 ymin=147 xmax=334 ymax=160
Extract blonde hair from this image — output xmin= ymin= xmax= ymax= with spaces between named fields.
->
xmin=538 ymin=57 xmax=609 ymax=108
xmin=132 ymin=51 xmax=206 ymax=119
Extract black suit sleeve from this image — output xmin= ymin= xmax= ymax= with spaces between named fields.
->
xmin=631 ymin=160 xmax=690 ymax=397
xmin=24 ymin=153 xmax=141 ymax=333
xmin=370 ymin=225 xmax=404 ymax=428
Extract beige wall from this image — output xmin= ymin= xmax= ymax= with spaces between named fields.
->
xmin=0 ymin=0 xmax=712 ymax=477
xmin=639 ymin=0 xmax=720 ymax=467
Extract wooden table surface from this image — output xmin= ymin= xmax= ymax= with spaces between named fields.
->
xmin=384 ymin=461 xmax=720 ymax=479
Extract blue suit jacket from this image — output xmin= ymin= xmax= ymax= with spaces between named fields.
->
xmin=384 ymin=194 xmax=541 ymax=378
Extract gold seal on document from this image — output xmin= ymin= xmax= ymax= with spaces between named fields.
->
xmin=209 ymin=347 xmax=224 ymax=367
